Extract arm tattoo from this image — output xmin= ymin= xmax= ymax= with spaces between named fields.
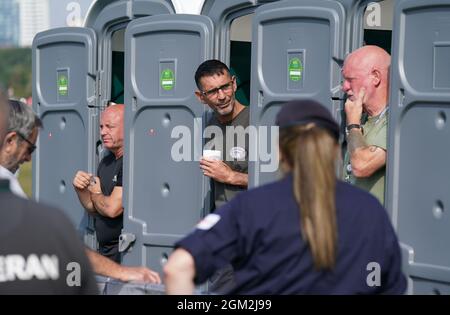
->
xmin=369 ymin=146 xmax=378 ymax=153
xmin=347 ymin=130 xmax=367 ymax=154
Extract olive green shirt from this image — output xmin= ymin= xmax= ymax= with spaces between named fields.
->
xmin=344 ymin=110 xmax=388 ymax=205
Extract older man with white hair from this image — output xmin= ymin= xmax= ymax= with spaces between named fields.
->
xmin=0 ymin=99 xmax=41 ymax=198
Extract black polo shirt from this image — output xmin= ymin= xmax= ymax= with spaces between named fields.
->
xmin=95 ymin=153 xmax=123 ymax=263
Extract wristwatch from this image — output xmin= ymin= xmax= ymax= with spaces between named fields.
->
xmin=346 ymin=124 xmax=363 ymax=135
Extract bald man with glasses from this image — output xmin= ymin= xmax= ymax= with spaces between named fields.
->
xmin=0 ymin=99 xmax=41 ymax=198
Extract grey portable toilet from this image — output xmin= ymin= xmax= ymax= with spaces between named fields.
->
xmin=246 ymin=0 xmax=394 ymax=186
xmin=343 ymin=0 xmax=394 ymax=53
xmin=32 ymin=0 xmax=174 ymax=246
xmin=118 ymin=0 xmax=384 ymax=269
xmin=248 ymin=0 xmax=348 ymax=186
xmin=32 ymin=0 xmax=403 ymax=286
xmin=386 ymin=0 xmax=450 ymax=294
xmin=120 ymin=13 xmax=214 ymax=273
xmin=118 ymin=0 xmax=361 ymax=273
xmin=201 ymin=0 xmax=277 ymax=108
xmin=200 ymin=0 xmax=364 ymax=186
xmin=119 ymin=0 xmax=283 ymax=273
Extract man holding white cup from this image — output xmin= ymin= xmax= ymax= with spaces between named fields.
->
xmin=195 ymin=60 xmax=249 ymax=211
xmin=195 ymin=59 xmax=249 ymax=294
xmin=202 ymin=149 xmax=222 ymax=161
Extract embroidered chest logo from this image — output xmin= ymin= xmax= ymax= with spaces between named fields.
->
xmin=229 ymin=146 xmax=246 ymax=160
xmin=112 ymin=175 xmax=117 ymax=183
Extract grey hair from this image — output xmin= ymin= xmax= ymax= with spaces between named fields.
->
xmin=7 ymin=100 xmax=42 ymax=139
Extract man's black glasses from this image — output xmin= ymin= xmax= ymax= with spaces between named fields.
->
xmin=17 ymin=132 xmax=36 ymax=155
xmin=201 ymin=77 xmax=235 ymax=98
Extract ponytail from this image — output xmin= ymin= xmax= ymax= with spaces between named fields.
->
xmin=280 ymin=124 xmax=338 ymax=270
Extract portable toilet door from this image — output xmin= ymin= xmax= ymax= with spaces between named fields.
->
xmin=84 ymin=0 xmax=175 ymax=108
xmin=119 ymin=0 xmax=289 ymax=276
xmin=248 ymin=0 xmax=347 ymax=187
xmin=32 ymin=27 xmax=97 ymax=242
xmin=120 ymin=0 xmax=277 ymax=277
xmin=197 ymin=0 xmax=354 ymax=187
xmin=120 ymin=14 xmax=214 ymax=274
xmin=386 ymin=0 xmax=450 ymax=294
xmin=32 ymin=0 xmax=174 ymax=246
xmin=116 ymin=0 xmax=389 ymax=275
xmin=201 ymin=0 xmax=277 ymax=108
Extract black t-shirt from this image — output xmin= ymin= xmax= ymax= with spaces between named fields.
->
xmin=177 ymin=175 xmax=406 ymax=294
xmin=95 ymin=153 xmax=123 ymax=263
xmin=0 ymin=190 xmax=98 ymax=294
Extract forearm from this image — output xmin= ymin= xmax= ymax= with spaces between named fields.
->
xmin=227 ymin=171 xmax=248 ymax=187
xmin=86 ymin=248 xmax=122 ymax=278
xmin=90 ymin=193 xmax=122 ymax=218
xmin=351 ymin=147 xmax=386 ymax=178
xmin=347 ymin=129 xmax=367 ymax=154
xmin=347 ymin=130 xmax=386 ymax=177
xmin=75 ymin=188 xmax=95 ymax=213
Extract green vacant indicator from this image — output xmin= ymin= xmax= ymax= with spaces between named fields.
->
xmin=161 ymin=69 xmax=175 ymax=91
xmin=288 ymin=58 xmax=303 ymax=81
xmin=58 ymin=74 xmax=68 ymax=96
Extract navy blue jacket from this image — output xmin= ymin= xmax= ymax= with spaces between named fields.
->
xmin=176 ymin=175 xmax=406 ymax=294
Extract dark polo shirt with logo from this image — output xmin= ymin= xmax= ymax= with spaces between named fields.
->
xmin=95 ymin=153 xmax=123 ymax=263
xmin=204 ymin=107 xmax=249 ymax=209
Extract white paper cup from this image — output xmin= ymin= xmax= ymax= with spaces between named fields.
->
xmin=203 ymin=149 xmax=222 ymax=161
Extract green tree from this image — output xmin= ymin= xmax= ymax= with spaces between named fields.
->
xmin=0 ymin=48 xmax=32 ymax=98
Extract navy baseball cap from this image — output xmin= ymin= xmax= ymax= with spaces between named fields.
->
xmin=275 ymin=99 xmax=339 ymax=140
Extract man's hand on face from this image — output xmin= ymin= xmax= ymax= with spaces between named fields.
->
xmin=200 ymin=158 xmax=233 ymax=183
xmin=345 ymin=88 xmax=366 ymax=125
xmin=73 ymin=171 xmax=93 ymax=190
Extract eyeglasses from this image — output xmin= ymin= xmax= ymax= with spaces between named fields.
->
xmin=17 ymin=132 xmax=37 ymax=155
xmin=201 ymin=77 xmax=235 ymax=98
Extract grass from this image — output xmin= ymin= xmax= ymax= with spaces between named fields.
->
xmin=18 ymin=161 xmax=32 ymax=198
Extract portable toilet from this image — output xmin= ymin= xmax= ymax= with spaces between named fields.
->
xmin=31 ymin=0 xmax=175 ymax=248
xmin=386 ymin=0 xmax=450 ymax=294
xmin=119 ymin=0 xmax=379 ymax=275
